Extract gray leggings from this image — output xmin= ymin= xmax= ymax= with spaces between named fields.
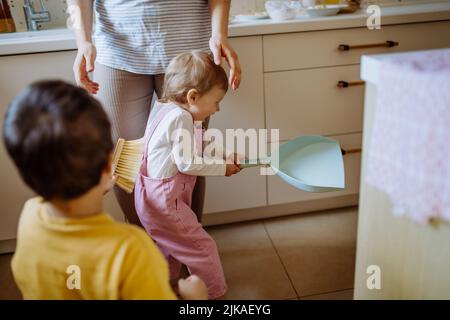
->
xmin=94 ymin=62 xmax=205 ymax=226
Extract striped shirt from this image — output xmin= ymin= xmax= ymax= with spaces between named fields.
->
xmin=93 ymin=0 xmax=211 ymax=75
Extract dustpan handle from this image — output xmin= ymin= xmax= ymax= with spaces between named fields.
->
xmin=240 ymin=158 xmax=271 ymax=169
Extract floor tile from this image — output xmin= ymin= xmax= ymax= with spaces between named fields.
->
xmin=0 ymin=254 xmax=22 ymax=300
xmin=207 ymin=221 xmax=297 ymax=300
xmin=264 ymin=207 xmax=358 ymax=297
xmin=301 ymin=289 xmax=354 ymax=300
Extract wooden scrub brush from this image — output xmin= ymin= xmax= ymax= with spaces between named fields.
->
xmin=111 ymin=137 xmax=145 ymax=193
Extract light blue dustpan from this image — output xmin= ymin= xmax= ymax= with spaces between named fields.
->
xmin=241 ymin=136 xmax=345 ymax=193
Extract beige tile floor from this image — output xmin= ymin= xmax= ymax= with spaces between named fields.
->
xmin=0 ymin=206 xmax=357 ymax=300
xmin=208 ymin=206 xmax=357 ymax=300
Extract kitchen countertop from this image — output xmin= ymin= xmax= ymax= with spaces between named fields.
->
xmin=361 ymin=47 xmax=450 ymax=85
xmin=1 ymin=1 xmax=450 ymax=56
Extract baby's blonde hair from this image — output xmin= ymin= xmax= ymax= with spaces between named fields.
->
xmin=161 ymin=50 xmax=228 ymax=104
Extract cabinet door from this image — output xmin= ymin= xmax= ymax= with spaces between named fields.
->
xmin=0 ymin=51 xmax=75 ymax=241
xmin=204 ymin=36 xmax=267 ymax=214
xmin=0 ymin=51 xmax=123 ymax=242
xmin=265 ymin=64 xmax=364 ymax=141
xmin=268 ymin=133 xmax=362 ymax=206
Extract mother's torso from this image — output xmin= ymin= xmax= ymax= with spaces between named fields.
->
xmin=94 ymin=0 xmax=211 ymax=74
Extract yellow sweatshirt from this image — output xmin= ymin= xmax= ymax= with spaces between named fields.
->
xmin=11 ymin=197 xmax=176 ymax=300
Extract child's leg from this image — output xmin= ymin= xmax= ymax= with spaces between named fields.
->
xmin=167 ymin=255 xmax=182 ymax=281
xmin=170 ymin=203 xmax=227 ymax=299
xmin=183 ymin=231 xmax=227 ymax=299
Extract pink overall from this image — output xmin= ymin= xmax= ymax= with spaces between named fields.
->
xmin=134 ymin=105 xmax=227 ymax=299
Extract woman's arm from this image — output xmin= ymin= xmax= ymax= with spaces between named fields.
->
xmin=208 ymin=0 xmax=241 ymax=90
xmin=67 ymin=0 xmax=99 ymax=94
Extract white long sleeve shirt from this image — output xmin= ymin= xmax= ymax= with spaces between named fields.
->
xmin=146 ymin=102 xmax=228 ymax=179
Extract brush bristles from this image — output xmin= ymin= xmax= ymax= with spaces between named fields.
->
xmin=113 ymin=137 xmax=145 ymax=194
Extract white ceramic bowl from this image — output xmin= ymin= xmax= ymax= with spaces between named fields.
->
xmin=305 ymin=4 xmax=348 ymax=17
xmin=265 ymin=1 xmax=298 ymax=21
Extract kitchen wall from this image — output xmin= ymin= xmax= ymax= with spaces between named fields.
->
xmin=8 ymin=0 xmax=68 ymax=32
xmin=230 ymin=0 xmax=267 ymax=15
xmin=230 ymin=0 xmax=445 ymax=14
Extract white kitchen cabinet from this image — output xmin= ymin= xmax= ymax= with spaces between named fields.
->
xmin=268 ymin=133 xmax=362 ymax=206
xmin=0 ymin=51 xmax=77 ymax=242
xmin=263 ymin=20 xmax=450 ymax=72
xmin=0 ymin=51 xmax=123 ymax=245
xmin=265 ymin=65 xmax=364 ymax=141
xmin=2 ymin=15 xmax=450 ymax=239
xmin=204 ymin=36 xmax=267 ymax=214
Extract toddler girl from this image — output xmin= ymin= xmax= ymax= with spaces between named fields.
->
xmin=134 ymin=51 xmax=241 ymax=299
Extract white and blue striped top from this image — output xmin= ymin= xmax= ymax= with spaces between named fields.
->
xmin=93 ymin=0 xmax=211 ymax=75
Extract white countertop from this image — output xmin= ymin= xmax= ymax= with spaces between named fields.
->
xmin=229 ymin=1 xmax=450 ymax=36
xmin=1 ymin=1 xmax=450 ymax=56
xmin=360 ymin=47 xmax=450 ymax=85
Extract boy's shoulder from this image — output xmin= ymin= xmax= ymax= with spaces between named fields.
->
xmin=20 ymin=197 xmax=45 ymax=222
xmin=23 ymin=197 xmax=41 ymax=210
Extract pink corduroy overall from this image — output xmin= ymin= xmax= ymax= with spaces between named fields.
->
xmin=134 ymin=105 xmax=227 ymax=299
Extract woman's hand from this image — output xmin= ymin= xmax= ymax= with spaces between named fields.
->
xmin=209 ymin=36 xmax=241 ymax=90
xmin=73 ymin=41 xmax=99 ymax=94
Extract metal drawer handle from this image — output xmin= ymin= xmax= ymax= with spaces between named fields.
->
xmin=338 ymin=40 xmax=399 ymax=51
xmin=341 ymin=147 xmax=362 ymax=155
xmin=337 ymin=80 xmax=365 ymax=88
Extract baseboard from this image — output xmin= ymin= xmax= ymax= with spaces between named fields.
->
xmin=202 ymin=194 xmax=359 ymax=226
xmin=0 ymin=238 xmax=16 ymax=254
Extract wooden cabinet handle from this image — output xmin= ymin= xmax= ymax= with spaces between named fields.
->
xmin=341 ymin=147 xmax=361 ymax=155
xmin=338 ymin=40 xmax=399 ymax=51
xmin=337 ymin=80 xmax=365 ymax=88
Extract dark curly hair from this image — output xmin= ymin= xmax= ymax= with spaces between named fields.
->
xmin=3 ymin=80 xmax=113 ymax=200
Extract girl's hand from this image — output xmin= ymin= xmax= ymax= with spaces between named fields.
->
xmin=178 ymin=275 xmax=208 ymax=300
xmin=228 ymin=152 xmax=246 ymax=166
xmin=225 ymin=163 xmax=241 ymax=176
xmin=73 ymin=41 xmax=99 ymax=94
xmin=209 ymin=36 xmax=241 ymax=90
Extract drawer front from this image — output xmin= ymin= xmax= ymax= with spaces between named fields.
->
xmin=263 ymin=20 xmax=450 ymax=72
xmin=204 ymin=167 xmax=267 ymax=214
xmin=268 ymin=133 xmax=362 ymax=206
xmin=265 ymin=64 xmax=364 ymax=141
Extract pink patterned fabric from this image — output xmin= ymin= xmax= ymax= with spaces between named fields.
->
xmin=365 ymin=49 xmax=450 ymax=224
